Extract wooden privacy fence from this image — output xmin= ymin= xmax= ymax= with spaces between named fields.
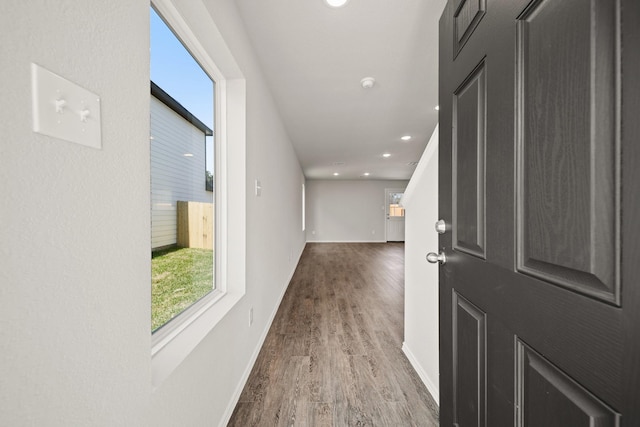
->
xmin=177 ymin=201 xmax=214 ymax=250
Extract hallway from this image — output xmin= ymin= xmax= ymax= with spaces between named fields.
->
xmin=229 ymin=243 xmax=439 ymax=426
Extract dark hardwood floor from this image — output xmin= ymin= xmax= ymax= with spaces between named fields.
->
xmin=228 ymin=243 xmax=439 ymax=427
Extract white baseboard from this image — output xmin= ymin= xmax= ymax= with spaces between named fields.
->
xmin=306 ymin=240 xmax=387 ymax=243
xmin=402 ymin=342 xmax=440 ymax=406
xmin=219 ymin=244 xmax=306 ymax=427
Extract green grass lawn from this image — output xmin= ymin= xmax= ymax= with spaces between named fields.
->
xmin=152 ymin=246 xmax=214 ymax=332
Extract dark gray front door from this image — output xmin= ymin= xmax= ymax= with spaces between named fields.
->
xmin=437 ymin=0 xmax=640 ymax=425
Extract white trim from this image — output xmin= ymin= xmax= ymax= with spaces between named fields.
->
xmin=152 ymin=1 xmax=225 ymax=84
xmin=150 ymin=0 xmax=246 ymax=389
xmin=401 ymin=124 xmax=439 ymax=208
xmin=402 ymin=342 xmax=440 ymax=405
xmin=219 ymin=244 xmax=306 ymax=427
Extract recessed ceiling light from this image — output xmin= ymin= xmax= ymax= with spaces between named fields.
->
xmin=333 ymin=172 xmax=340 ymax=176
xmin=325 ymin=0 xmax=348 ymax=7
xmin=360 ymin=77 xmax=376 ymax=89
xmin=363 ymin=172 xmax=370 ymax=176
xmin=435 ymin=105 xmax=440 ymax=111
xmin=382 ymin=153 xmax=391 ymax=158
xmin=401 ymin=135 xmax=412 ymax=141
xmin=183 ymin=153 xmax=194 ymax=157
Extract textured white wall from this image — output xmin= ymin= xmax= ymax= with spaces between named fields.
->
xmin=0 ymin=1 xmax=151 ymax=425
xmin=0 ymin=1 xmax=306 ymax=426
xmin=306 ymin=179 xmax=408 ymax=242
xmin=402 ymin=127 xmax=440 ymax=404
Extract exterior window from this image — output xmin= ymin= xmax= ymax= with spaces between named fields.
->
xmin=150 ymin=7 xmax=215 ymax=333
xmin=150 ymin=0 xmax=246 ymax=388
xmin=388 ymin=191 xmax=405 ymax=217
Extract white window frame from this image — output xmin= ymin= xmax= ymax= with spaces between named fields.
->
xmin=150 ymin=0 xmax=246 ymax=389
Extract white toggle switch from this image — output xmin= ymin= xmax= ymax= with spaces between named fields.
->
xmin=55 ymin=99 xmax=67 ymax=113
xmin=31 ymin=63 xmax=102 ymax=149
xmin=255 ymin=179 xmax=262 ymax=197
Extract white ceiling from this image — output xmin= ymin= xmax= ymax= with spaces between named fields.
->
xmin=235 ymin=0 xmax=447 ymax=180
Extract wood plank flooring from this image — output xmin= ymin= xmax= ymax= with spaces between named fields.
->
xmin=228 ymin=243 xmax=439 ymax=427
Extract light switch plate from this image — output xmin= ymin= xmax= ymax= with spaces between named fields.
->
xmin=31 ymin=63 xmax=101 ymax=149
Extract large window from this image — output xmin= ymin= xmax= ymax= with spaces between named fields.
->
xmin=150 ymin=0 xmax=246 ymax=389
xmin=150 ymin=7 xmax=215 ymax=333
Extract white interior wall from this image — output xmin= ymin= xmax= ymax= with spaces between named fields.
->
xmin=401 ymin=126 xmax=440 ymax=404
xmin=1 ymin=1 xmax=306 ymax=426
xmin=0 ymin=2 xmax=151 ymax=425
xmin=306 ymin=179 xmax=408 ymax=242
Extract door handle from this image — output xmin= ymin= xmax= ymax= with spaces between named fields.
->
xmin=426 ymin=251 xmax=447 ymax=265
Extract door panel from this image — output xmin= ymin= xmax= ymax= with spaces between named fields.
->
xmin=454 ymin=0 xmax=486 ymax=57
xmin=516 ymin=340 xmax=620 ymax=427
xmin=515 ymin=0 xmax=620 ymax=305
xmin=386 ymin=219 xmax=405 ymax=242
xmin=438 ymin=0 xmax=640 ymax=424
xmin=453 ymin=59 xmax=486 ymax=259
xmin=452 ymin=291 xmax=486 ymax=427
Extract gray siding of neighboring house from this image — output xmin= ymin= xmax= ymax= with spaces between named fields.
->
xmin=150 ymin=95 xmax=211 ymax=249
